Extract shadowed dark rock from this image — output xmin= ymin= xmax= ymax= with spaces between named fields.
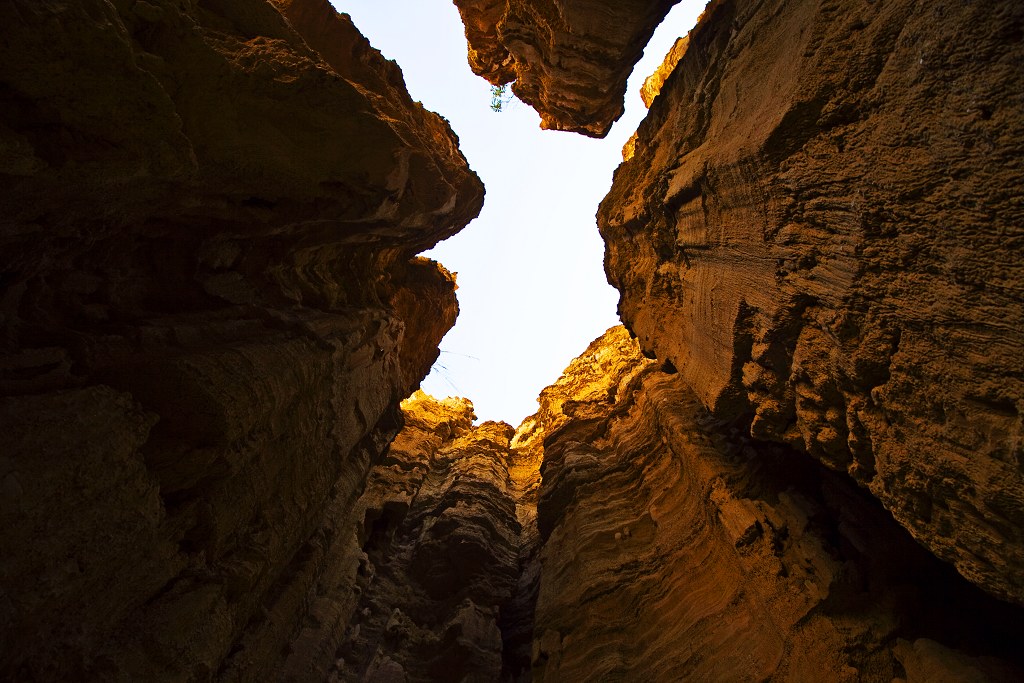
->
xmin=0 ymin=0 xmax=481 ymax=678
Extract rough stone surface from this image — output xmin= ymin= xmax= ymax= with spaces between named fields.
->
xmin=6 ymin=0 xmax=1024 ymax=679
xmin=639 ymin=35 xmax=688 ymax=108
xmin=328 ymin=392 xmax=523 ymax=683
xmin=0 ymin=0 xmax=481 ymax=679
xmin=526 ymin=327 xmax=1024 ymax=682
xmin=453 ymin=0 xmax=680 ymax=136
xmin=246 ymin=389 xmax=538 ymax=683
xmin=599 ymin=0 xmax=1024 ymax=604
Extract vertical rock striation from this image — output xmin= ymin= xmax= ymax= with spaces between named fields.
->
xmin=599 ymin=0 xmax=1024 ymax=604
xmin=453 ymin=0 xmax=681 ymax=136
xmin=526 ymin=326 xmax=1024 ymax=682
xmin=276 ymin=391 xmax=524 ymax=682
xmin=0 ymin=0 xmax=482 ymax=679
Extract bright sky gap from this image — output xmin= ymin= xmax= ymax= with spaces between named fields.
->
xmin=338 ymin=1 xmax=704 ymax=424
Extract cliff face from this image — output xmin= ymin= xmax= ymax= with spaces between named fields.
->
xmin=6 ymin=0 xmax=1024 ymax=679
xmin=280 ymin=391 xmax=524 ymax=683
xmin=598 ymin=0 xmax=1024 ymax=604
xmin=525 ymin=327 xmax=1024 ymax=682
xmin=453 ymin=0 xmax=680 ymax=136
xmin=276 ymin=326 xmax=1024 ymax=683
xmin=0 ymin=0 xmax=481 ymax=679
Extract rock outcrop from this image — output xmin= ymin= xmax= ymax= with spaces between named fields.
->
xmin=598 ymin=0 xmax=1024 ymax=604
xmin=275 ymin=391 xmax=524 ymax=682
xmin=0 ymin=0 xmax=481 ymax=679
xmin=453 ymin=0 xmax=680 ymax=136
xmin=639 ymin=35 xmax=688 ymax=108
xmin=292 ymin=326 xmax=1024 ymax=682
xmin=525 ymin=326 xmax=1024 ymax=682
xmin=6 ymin=0 xmax=1024 ymax=680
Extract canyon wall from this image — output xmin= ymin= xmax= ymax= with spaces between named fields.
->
xmin=300 ymin=325 xmax=1024 ymax=682
xmin=281 ymin=391 xmax=526 ymax=682
xmin=4 ymin=0 xmax=1024 ymax=679
xmin=0 ymin=0 xmax=481 ymax=679
xmin=453 ymin=0 xmax=681 ymax=136
xmin=597 ymin=0 xmax=1024 ymax=606
xmin=524 ymin=326 xmax=1024 ymax=682
xmin=453 ymin=0 xmax=1024 ymax=610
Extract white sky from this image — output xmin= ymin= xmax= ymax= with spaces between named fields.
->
xmin=337 ymin=1 xmax=704 ymax=424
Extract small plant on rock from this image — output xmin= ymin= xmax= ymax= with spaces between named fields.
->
xmin=490 ymin=83 xmax=514 ymax=112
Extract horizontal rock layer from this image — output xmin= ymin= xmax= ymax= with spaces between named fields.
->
xmin=0 ymin=0 xmax=481 ymax=679
xmin=527 ymin=326 xmax=1024 ymax=682
xmin=453 ymin=0 xmax=680 ymax=136
xmin=599 ymin=0 xmax=1024 ymax=603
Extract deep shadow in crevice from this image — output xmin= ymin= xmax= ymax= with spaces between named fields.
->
xmin=704 ymin=410 xmax=1024 ymax=667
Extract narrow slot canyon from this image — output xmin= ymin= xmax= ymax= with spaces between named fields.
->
xmin=1 ymin=1 xmax=1023 ymax=681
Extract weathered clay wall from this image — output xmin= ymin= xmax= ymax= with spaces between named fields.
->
xmin=525 ymin=327 xmax=1024 ymax=682
xmin=598 ymin=0 xmax=1024 ymax=604
xmin=453 ymin=0 xmax=680 ymax=136
xmin=0 ymin=0 xmax=481 ymax=679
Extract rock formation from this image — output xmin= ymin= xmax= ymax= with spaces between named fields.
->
xmin=322 ymin=326 xmax=1024 ymax=682
xmin=280 ymin=391 xmax=525 ymax=682
xmin=453 ymin=0 xmax=681 ymax=136
xmin=452 ymin=0 xmax=1024 ymax=606
xmin=639 ymin=35 xmax=688 ymax=108
xmin=524 ymin=326 xmax=1024 ymax=682
xmin=0 ymin=0 xmax=481 ymax=679
xmin=248 ymin=387 xmax=540 ymax=683
xmin=597 ymin=0 xmax=1024 ymax=605
xmin=5 ymin=0 xmax=1024 ymax=680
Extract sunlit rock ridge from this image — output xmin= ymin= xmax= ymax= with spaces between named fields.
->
xmin=2 ymin=0 xmax=1023 ymax=681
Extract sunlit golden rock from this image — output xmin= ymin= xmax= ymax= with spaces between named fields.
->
xmin=523 ymin=327 xmax=1024 ymax=681
xmin=599 ymin=0 xmax=1024 ymax=604
xmin=640 ymin=35 xmax=688 ymax=107
xmin=315 ymin=390 xmax=524 ymax=681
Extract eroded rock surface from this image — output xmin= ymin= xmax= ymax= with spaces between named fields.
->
xmin=639 ymin=35 xmax=688 ymax=108
xmin=6 ymin=0 xmax=1024 ymax=679
xmin=0 ymin=0 xmax=481 ymax=679
xmin=453 ymin=0 xmax=680 ymax=136
xmin=599 ymin=0 xmax=1024 ymax=603
xmin=328 ymin=392 xmax=523 ymax=682
xmin=526 ymin=327 xmax=1024 ymax=682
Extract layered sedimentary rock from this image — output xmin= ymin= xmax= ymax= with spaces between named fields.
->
xmin=599 ymin=0 xmax=1024 ymax=604
xmin=271 ymin=391 xmax=523 ymax=682
xmin=0 ymin=0 xmax=482 ymax=679
xmin=453 ymin=0 xmax=680 ymax=136
xmin=527 ymin=326 xmax=1024 ymax=682
xmin=6 ymin=0 xmax=1024 ymax=678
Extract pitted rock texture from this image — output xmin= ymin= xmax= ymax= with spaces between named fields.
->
xmin=330 ymin=392 xmax=523 ymax=682
xmin=527 ymin=326 xmax=1024 ymax=682
xmin=453 ymin=0 xmax=680 ymax=136
xmin=0 ymin=1 xmax=481 ymax=679
xmin=599 ymin=0 xmax=1024 ymax=603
